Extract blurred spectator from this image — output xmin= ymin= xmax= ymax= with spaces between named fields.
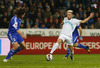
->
xmin=33 ymin=24 xmax=39 ymax=29
xmin=1 ymin=17 xmax=9 ymax=28
xmin=78 ymin=3 xmax=83 ymax=9
xmin=29 ymin=10 xmax=35 ymax=23
xmin=58 ymin=10 xmax=64 ymax=23
xmin=70 ymin=3 xmax=77 ymax=14
xmin=94 ymin=18 xmax=100 ymax=29
xmin=23 ymin=3 xmax=27 ymax=8
xmin=37 ymin=2 xmax=43 ymax=8
xmin=40 ymin=23 xmax=47 ymax=29
xmin=0 ymin=0 xmax=99 ymax=29
xmin=34 ymin=18 xmax=40 ymax=27
xmin=36 ymin=12 xmax=43 ymax=23
xmin=26 ymin=18 xmax=31 ymax=28
xmin=7 ymin=7 xmax=12 ymax=17
xmin=25 ymin=7 xmax=30 ymax=18
xmin=80 ymin=13 xmax=88 ymax=29
xmin=86 ymin=7 xmax=92 ymax=17
xmin=51 ymin=24 xmax=55 ymax=29
xmin=43 ymin=17 xmax=49 ymax=28
xmin=56 ymin=0 xmax=64 ymax=8
xmin=53 ymin=11 xmax=60 ymax=18
xmin=44 ymin=7 xmax=52 ymax=18
xmin=30 ymin=2 xmax=36 ymax=11
xmin=2 ymin=11 xmax=8 ymax=18
xmin=0 ymin=2 xmax=5 ymax=14
xmin=78 ymin=7 xmax=84 ymax=18
xmin=50 ymin=1 xmax=55 ymax=14
xmin=42 ymin=0 xmax=46 ymax=9
xmin=48 ymin=15 xmax=55 ymax=22
xmin=20 ymin=19 xmax=24 ymax=28
xmin=64 ymin=0 xmax=71 ymax=9
xmin=54 ymin=18 xmax=60 ymax=28
xmin=88 ymin=18 xmax=94 ymax=29
xmin=94 ymin=12 xmax=99 ymax=23
xmin=75 ymin=13 xmax=80 ymax=19
xmin=44 ymin=2 xmax=50 ymax=10
xmin=71 ymin=0 xmax=77 ymax=7
xmin=48 ymin=18 xmax=54 ymax=28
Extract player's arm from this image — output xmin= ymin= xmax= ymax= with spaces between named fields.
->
xmin=80 ymin=13 xmax=94 ymax=23
xmin=78 ymin=26 xmax=83 ymax=41
xmin=16 ymin=30 xmax=27 ymax=39
xmin=12 ymin=20 xmax=27 ymax=39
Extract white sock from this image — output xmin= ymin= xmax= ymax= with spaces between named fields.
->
xmin=70 ymin=51 xmax=74 ymax=56
xmin=50 ymin=43 xmax=59 ymax=54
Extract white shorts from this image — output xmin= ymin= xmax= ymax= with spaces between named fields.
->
xmin=58 ymin=34 xmax=73 ymax=46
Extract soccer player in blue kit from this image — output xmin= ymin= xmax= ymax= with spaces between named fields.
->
xmin=64 ymin=25 xmax=90 ymax=59
xmin=3 ymin=7 xmax=27 ymax=62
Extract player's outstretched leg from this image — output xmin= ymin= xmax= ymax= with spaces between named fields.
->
xmin=10 ymin=41 xmax=26 ymax=60
xmin=78 ymin=43 xmax=90 ymax=53
xmin=50 ymin=39 xmax=63 ymax=54
xmin=64 ymin=48 xmax=70 ymax=59
xmin=10 ymin=46 xmax=22 ymax=60
xmin=3 ymin=42 xmax=19 ymax=62
xmin=3 ymin=41 xmax=26 ymax=62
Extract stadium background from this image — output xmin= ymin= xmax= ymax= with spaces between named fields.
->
xmin=0 ymin=0 xmax=100 ymax=55
xmin=0 ymin=0 xmax=100 ymax=68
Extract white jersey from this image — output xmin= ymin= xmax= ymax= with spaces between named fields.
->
xmin=60 ymin=17 xmax=81 ymax=38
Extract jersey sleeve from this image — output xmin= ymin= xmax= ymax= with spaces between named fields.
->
xmin=12 ymin=18 xmax=19 ymax=31
xmin=63 ymin=18 xmax=67 ymax=24
xmin=76 ymin=25 xmax=80 ymax=28
xmin=75 ymin=19 xmax=81 ymax=26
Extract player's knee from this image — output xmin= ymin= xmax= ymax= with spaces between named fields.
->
xmin=22 ymin=45 xmax=26 ymax=49
xmin=20 ymin=44 xmax=26 ymax=50
xmin=57 ymin=39 xmax=63 ymax=45
xmin=12 ymin=42 xmax=19 ymax=50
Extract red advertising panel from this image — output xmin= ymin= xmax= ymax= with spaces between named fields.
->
xmin=12 ymin=36 xmax=100 ymax=55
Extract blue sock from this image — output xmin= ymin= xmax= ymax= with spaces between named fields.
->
xmin=78 ymin=43 xmax=87 ymax=49
xmin=65 ymin=48 xmax=70 ymax=57
xmin=5 ymin=49 xmax=15 ymax=59
xmin=13 ymin=46 xmax=22 ymax=55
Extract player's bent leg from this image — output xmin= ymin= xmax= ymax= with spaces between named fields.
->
xmin=74 ymin=43 xmax=90 ymax=53
xmin=3 ymin=42 xmax=19 ymax=62
xmin=50 ymin=39 xmax=63 ymax=54
xmin=10 ymin=41 xmax=26 ymax=60
xmin=19 ymin=41 xmax=26 ymax=49
xmin=13 ymin=41 xmax=26 ymax=55
xmin=64 ymin=48 xmax=70 ymax=59
xmin=73 ymin=43 xmax=78 ymax=47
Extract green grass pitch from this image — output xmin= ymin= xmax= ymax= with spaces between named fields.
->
xmin=0 ymin=54 xmax=100 ymax=68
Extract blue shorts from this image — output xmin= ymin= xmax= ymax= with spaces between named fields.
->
xmin=73 ymin=36 xmax=78 ymax=43
xmin=7 ymin=33 xmax=24 ymax=44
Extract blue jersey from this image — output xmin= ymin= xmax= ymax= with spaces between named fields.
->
xmin=8 ymin=15 xmax=21 ymax=35
xmin=7 ymin=16 xmax=23 ymax=43
xmin=72 ymin=25 xmax=80 ymax=43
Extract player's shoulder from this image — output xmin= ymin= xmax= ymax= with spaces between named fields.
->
xmin=72 ymin=18 xmax=82 ymax=21
xmin=11 ymin=16 xmax=17 ymax=21
xmin=72 ymin=18 xmax=78 ymax=20
xmin=63 ymin=17 xmax=68 ymax=21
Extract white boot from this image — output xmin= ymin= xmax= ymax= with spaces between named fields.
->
xmin=3 ymin=59 xmax=8 ymax=62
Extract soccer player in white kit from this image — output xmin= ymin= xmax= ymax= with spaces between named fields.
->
xmin=48 ymin=10 xmax=94 ymax=60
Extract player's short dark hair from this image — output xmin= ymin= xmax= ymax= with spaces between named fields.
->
xmin=14 ymin=7 xmax=26 ymax=16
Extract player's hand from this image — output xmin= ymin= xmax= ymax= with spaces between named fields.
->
xmin=22 ymin=35 xmax=27 ymax=39
xmin=79 ymin=36 xmax=83 ymax=41
xmin=89 ymin=13 xmax=94 ymax=18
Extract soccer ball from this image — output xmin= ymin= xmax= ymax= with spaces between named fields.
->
xmin=46 ymin=54 xmax=53 ymax=61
